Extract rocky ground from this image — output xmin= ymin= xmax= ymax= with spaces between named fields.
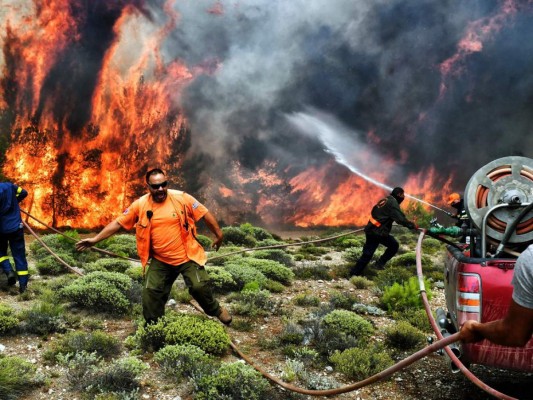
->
xmin=0 ymin=237 xmax=531 ymax=400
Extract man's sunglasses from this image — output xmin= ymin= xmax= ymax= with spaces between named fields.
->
xmin=148 ymin=181 xmax=168 ymax=190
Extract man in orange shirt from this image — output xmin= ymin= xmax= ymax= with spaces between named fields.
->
xmin=76 ymin=168 xmax=231 ymax=325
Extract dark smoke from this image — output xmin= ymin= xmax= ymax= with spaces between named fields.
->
xmin=170 ymin=0 xmax=533 ymax=192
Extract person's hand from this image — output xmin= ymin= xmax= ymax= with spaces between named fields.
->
xmin=75 ymin=238 xmax=97 ymax=252
xmin=459 ymin=320 xmax=484 ymax=343
xmin=212 ymin=236 xmax=223 ymax=252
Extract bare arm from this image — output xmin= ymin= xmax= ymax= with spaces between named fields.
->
xmin=202 ymin=211 xmax=223 ymax=251
xmin=75 ymin=220 xmax=123 ymax=252
xmin=460 ymin=299 xmax=533 ymax=347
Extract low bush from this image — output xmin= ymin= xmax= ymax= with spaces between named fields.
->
xmin=390 ymin=252 xmax=433 ymax=270
xmin=329 ymin=291 xmax=360 ymax=311
xmin=192 ymin=361 xmax=271 ymax=400
xmin=20 ymin=301 xmax=67 ymax=335
xmin=392 ymin=309 xmax=432 ymax=332
xmin=98 ymin=234 xmax=138 ymax=258
xmin=251 ymin=249 xmax=295 ymax=267
xmin=293 ymin=264 xmax=332 ymax=281
xmin=205 ymin=246 xmax=243 ymax=266
xmin=36 ymin=253 xmax=78 ymax=275
xmin=196 ymin=234 xmax=213 ymax=250
xmin=333 ymin=234 xmax=366 ymax=250
xmin=384 ymin=321 xmax=426 ymax=350
xmin=349 ymin=276 xmax=374 ymax=289
xmin=154 ymin=344 xmax=213 ymax=382
xmin=293 ymin=293 xmax=320 ymax=307
xmin=322 ymin=310 xmax=374 ymax=338
xmin=44 ymin=330 xmax=121 ymax=362
xmin=221 ymin=226 xmax=257 ymax=247
xmin=205 ymin=266 xmax=238 ymax=293
xmin=373 ymin=266 xmax=413 ymax=291
xmin=59 ymin=271 xmax=138 ymax=315
xmin=0 ymin=304 xmax=19 ymax=335
xmin=0 ymin=355 xmax=44 ymax=399
xmin=330 ymin=345 xmax=393 ymax=380
xmin=342 ymin=247 xmax=362 ymax=264
xmin=381 ymin=276 xmax=432 ymax=312
xmin=226 ymin=258 xmax=294 ymax=285
xmin=262 ymin=279 xmax=285 ymax=293
xmin=125 ymin=265 xmax=143 ymax=283
xmin=223 ymin=263 xmax=267 ymax=290
xmin=84 ymin=258 xmax=132 ymax=274
xmin=239 ymin=222 xmax=274 ymax=241
xmin=278 ymin=321 xmax=305 ymax=345
xmin=29 ymin=231 xmax=78 ymax=259
xmin=128 ymin=312 xmax=230 ymax=355
xmin=229 ymin=289 xmax=277 ymax=317
xmin=421 ymin=237 xmax=443 ymax=255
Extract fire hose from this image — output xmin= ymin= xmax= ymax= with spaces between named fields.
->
xmin=19 ymin=210 xmax=512 ymax=398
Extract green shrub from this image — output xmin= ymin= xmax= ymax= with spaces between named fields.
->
xmin=329 ymin=291 xmax=360 ymax=311
xmin=226 ymin=258 xmax=294 ymax=285
xmin=342 ymin=247 xmax=362 ymax=264
xmin=322 ymin=310 xmax=374 ymax=338
xmin=279 ymin=322 xmax=305 ymax=345
xmin=154 ymin=344 xmax=213 ymax=382
xmin=251 ymin=249 xmax=295 ymax=267
xmin=392 ymin=309 xmax=432 ymax=333
xmin=223 ymin=263 xmax=267 ymax=289
xmin=333 ymin=234 xmax=366 ymax=250
xmin=206 ymin=266 xmax=238 ymax=293
xmin=373 ymin=266 xmax=413 ymax=290
xmin=29 ymin=231 xmax=78 ymax=259
xmin=293 ymin=264 xmax=332 ymax=280
xmin=381 ymin=276 xmax=432 ymax=312
xmin=125 ymin=265 xmax=143 ymax=283
xmin=128 ymin=312 xmax=230 ymax=355
xmin=297 ymin=244 xmax=329 ymax=256
xmin=350 ymin=275 xmax=374 ymax=289
xmin=44 ymin=330 xmax=121 ymax=362
xmin=36 ymin=253 xmax=78 ymax=275
xmin=20 ymin=301 xmax=67 ymax=335
xmin=293 ymin=293 xmax=320 ymax=307
xmin=59 ymin=271 xmax=137 ymax=315
xmin=390 ymin=252 xmax=433 ymax=270
xmin=421 ymin=237 xmax=443 ymax=255
xmin=384 ymin=321 xmax=426 ymax=350
xmin=229 ymin=289 xmax=276 ymax=317
xmin=0 ymin=355 xmax=44 ymax=399
xmin=221 ymin=226 xmax=257 ymax=247
xmin=262 ymin=279 xmax=285 ymax=293
xmin=330 ymin=345 xmax=393 ymax=380
xmin=206 ymin=245 xmax=243 ymax=266
xmin=239 ymin=222 xmax=273 ymax=241
xmin=0 ymin=305 xmax=19 ymax=335
xmin=84 ymin=258 xmax=132 ymax=273
xmin=192 ymin=361 xmax=271 ymax=400
xmin=99 ymin=234 xmax=138 ymax=258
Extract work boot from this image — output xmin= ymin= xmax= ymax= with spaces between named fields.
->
xmin=217 ymin=307 xmax=232 ymax=325
xmin=6 ymin=271 xmax=16 ymax=286
xmin=373 ymin=262 xmax=385 ymax=271
xmin=19 ymin=284 xmax=27 ymax=294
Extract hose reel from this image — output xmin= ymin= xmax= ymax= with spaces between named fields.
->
xmin=463 ymin=156 xmax=533 ymax=246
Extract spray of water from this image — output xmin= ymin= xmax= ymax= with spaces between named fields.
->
xmin=286 ymin=109 xmax=453 ymax=216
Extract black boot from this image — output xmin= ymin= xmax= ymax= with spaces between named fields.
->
xmin=6 ymin=271 xmax=16 ymax=286
xmin=19 ymin=284 xmax=27 ymax=294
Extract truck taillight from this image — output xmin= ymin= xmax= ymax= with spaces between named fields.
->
xmin=456 ymin=273 xmax=481 ymax=315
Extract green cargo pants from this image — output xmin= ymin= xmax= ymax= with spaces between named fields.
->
xmin=142 ymin=258 xmax=220 ymax=324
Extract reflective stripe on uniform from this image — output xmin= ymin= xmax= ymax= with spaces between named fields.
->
xmin=16 ymin=187 xmax=22 ymax=196
xmin=369 ymin=216 xmax=381 ymax=227
xmin=16 ymin=270 xmax=29 ymax=276
xmin=0 ymin=256 xmax=9 ymax=263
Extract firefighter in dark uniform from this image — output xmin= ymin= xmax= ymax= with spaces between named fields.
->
xmin=0 ymin=181 xmax=29 ymax=293
xmin=448 ymin=192 xmax=469 ymax=243
xmin=350 ymin=187 xmax=417 ymax=277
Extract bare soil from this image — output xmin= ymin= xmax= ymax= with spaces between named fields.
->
xmin=0 ymin=238 xmax=531 ymax=400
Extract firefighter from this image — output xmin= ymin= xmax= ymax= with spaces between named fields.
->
xmin=448 ymin=192 xmax=469 ymax=243
xmin=0 ymin=181 xmax=29 ymax=293
xmin=75 ymin=168 xmax=231 ymax=326
xmin=350 ymin=187 xmax=417 ymax=277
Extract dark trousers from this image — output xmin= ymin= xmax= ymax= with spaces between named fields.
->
xmin=350 ymin=232 xmax=399 ymax=276
xmin=142 ymin=258 xmax=220 ymax=324
xmin=0 ymin=228 xmax=29 ymax=286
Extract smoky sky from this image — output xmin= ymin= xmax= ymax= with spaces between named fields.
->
xmin=156 ymin=0 xmax=533 ymax=191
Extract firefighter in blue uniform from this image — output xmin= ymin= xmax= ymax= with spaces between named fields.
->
xmin=0 ymin=181 xmax=29 ymax=293
xmin=350 ymin=187 xmax=417 ymax=276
